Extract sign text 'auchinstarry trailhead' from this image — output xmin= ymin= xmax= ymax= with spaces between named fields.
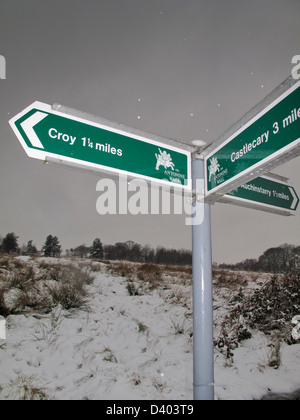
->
xmin=9 ymin=102 xmax=192 ymax=190
xmin=205 ymin=80 xmax=300 ymax=197
xmin=221 ymin=175 xmax=299 ymax=216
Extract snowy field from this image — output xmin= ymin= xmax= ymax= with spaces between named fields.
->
xmin=0 ymin=256 xmax=299 ymax=400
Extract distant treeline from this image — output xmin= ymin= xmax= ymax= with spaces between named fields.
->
xmin=0 ymin=233 xmax=192 ymax=266
xmin=1 ymin=233 xmax=299 ymax=272
xmin=68 ymin=240 xmax=193 ymax=266
xmin=218 ymin=244 xmax=300 ymax=273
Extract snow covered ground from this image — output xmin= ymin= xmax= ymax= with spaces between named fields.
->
xmin=0 ymin=257 xmax=299 ymax=400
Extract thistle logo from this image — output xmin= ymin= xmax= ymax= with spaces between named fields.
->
xmin=208 ymin=157 xmax=220 ymax=182
xmin=155 ymin=148 xmax=175 ymax=171
xmin=0 ymin=55 xmax=6 ymax=80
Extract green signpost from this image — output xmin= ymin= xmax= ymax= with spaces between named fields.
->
xmin=8 ymin=78 xmax=300 ymax=402
xmin=221 ymin=174 xmax=299 ymax=216
xmin=205 ymin=80 xmax=300 ymax=198
xmin=9 ymin=101 xmax=192 ymax=190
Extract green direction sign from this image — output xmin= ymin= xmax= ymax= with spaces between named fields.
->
xmin=9 ymin=102 xmax=192 ymax=190
xmin=205 ymin=80 xmax=300 ymax=196
xmin=220 ymin=175 xmax=299 ymax=215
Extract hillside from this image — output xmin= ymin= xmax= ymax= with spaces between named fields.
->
xmin=0 ymin=256 xmax=299 ymax=400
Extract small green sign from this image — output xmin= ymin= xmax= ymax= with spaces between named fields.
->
xmin=9 ymin=102 xmax=191 ymax=189
xmin=225 ymin=175 xmax=299 ymax=214
xmin=205 ymin=81 xmax=300 ymax=195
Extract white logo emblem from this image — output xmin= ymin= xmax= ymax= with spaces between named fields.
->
xmin=208 ymin=157 xmax=220 ymax=182
xmin=155 ymin=148 xmax=175 ymax=171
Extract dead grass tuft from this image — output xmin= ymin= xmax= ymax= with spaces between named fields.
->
xmin=0 ymin=258 xmax=95 ymax=315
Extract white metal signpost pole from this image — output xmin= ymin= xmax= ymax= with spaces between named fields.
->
xmin=192 ymin=157 xmax=214 ymax=400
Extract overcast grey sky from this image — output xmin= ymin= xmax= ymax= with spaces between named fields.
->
xmin=1 ymin=0 xmax=299 ymax=263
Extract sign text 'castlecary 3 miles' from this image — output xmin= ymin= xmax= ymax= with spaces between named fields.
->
xmin=205 ymin=80 xmax=300 ymax=197
xmin=9 ymin=102 xmax=192 ymax=190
